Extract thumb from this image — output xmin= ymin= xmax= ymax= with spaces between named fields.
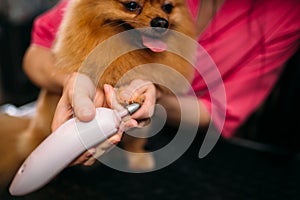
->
xmin=72 ymin=74 xmax=96 ymax=121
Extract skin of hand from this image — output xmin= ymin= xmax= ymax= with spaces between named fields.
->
xmin=52 ymin=74 xmax=159 ymax=166
xmin=105 ymin=79 xmax=157 ymax=121
xmin=77 ymin=82 xmax=157 ymax=166
xmin=23 ymin=46 xmax=103 ymax=165
xmin=51 ymin=72 xmax=101 ymax=130
xmin=51 ymin=72 xmax=125 ymax=166
xmin=23 ymin=45 xmax=209 ymax=165
xmin=23 ymin=45 xmax=125 ymax=165
xmin=108 ymin=79 xmax=211 ymax=129
xmin=23 ymin=45 xmax=137 ymax=166
xmin=104 ymin=79 xmax=211 ymax=130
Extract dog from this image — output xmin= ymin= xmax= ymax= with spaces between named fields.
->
xmin=0 ymin=0 xmax=196 ymax=188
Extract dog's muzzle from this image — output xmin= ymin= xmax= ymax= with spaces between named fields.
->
xmin=150 ymin=17 xmax=169 ymax=33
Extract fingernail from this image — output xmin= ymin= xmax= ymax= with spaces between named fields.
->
xmin=103 ymin=84 xmax=110 ymax=93
xmin=88 ymin=148 xmax=96 ymax=155
xmin=128 ymin=120 xmax=138 ymax=128
xmin=86 ymin=154 xmax=92 ymax=158
xmin=87 ymin=148 xmax=96 ymax=156
xmin=80 ymin=107 xmax=94 ymax=118
xmin=111 ymin=138 xmax=121 ymax=144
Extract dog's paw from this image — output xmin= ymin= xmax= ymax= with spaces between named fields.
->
xmin=116 ymin=86 xmax=145 ymax=105
xmin=128 ymin=94 xmax=145 ymax=105
xmin=126 ymin=151 xmax=155 ymax=171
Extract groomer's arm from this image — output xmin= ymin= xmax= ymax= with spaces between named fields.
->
xmin=23 ymin=45 xmax=68 ymax=93
xmin=157 ymin=93 xmax=211 ymax=128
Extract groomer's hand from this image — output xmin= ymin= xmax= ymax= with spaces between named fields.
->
xmin=52 ymin=72 xmax=98 ymax=130
xmin=104 ymin=79 xmax=158 ymax=127
xmin=51 ymin=72 xmax=122 ymax=166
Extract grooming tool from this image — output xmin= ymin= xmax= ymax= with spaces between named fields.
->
xmin=9 ymin=103 xmax=140 ymax=196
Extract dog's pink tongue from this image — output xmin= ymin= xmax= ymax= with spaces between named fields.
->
xmin=142 ymin=35 xmax=167 ymax=52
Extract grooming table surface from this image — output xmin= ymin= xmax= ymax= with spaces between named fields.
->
xmin=1 ymin=127 xmax=299 ymax=200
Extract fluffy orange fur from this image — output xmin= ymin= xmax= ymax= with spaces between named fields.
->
xmin=0 ymin=0 xmax=196 ymax=188
xmin=53 ymin=0 xmax=195 ymax=90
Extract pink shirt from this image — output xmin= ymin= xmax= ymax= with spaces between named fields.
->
xmin=188 ymin=0 xmax=299 ymax=137
xmin=31 ymin=0 xmax=68 ymax=49
xmin=31 ymin=0 xmax=300 ymax=138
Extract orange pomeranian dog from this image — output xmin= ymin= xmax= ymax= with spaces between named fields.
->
xmin=0 ymin=0 xmax=196 ymax=188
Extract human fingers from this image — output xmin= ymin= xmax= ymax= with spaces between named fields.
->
xmin=119 ymin=80 xmax=156 ymax=119
xmin=69 ymin=148 xmax=96 ymax=166
xmin=82 ymin=132 xmax=123 ymax=166
xmin=51 ymin=94 xmax=74 ymax=131
xmin=52 ymin=73 xmax=97 ymax=130
xmin=130 ymin=84 xmax=156 ymax=119
xmin=122 ymin=119 xmax=139 ymax=130
xmin=71 ymin=73 xmax=97 ymax=122
xmin=103 ymin=84 xmax=124 ymax=111
xmin=69 ymin=130 xmax=123 ymax=166
xmin=93 ymin=88 xmax=106 ymax=107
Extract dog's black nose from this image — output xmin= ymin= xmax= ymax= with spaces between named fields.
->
xmin=151 ymin=17 xmax=169 ymax=32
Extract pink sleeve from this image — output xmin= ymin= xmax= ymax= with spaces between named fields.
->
xmin=192 ymin=0 xmax=300 ymax=138
xmin=186 ymin=0 xmax=199 ymax=21
xmin=31 ymin=0 xmax=68 ymax=49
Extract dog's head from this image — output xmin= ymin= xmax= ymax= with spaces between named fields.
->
xmin=68 ymin=0 xmax=195 ymax=52
xmin=55 ymin=0 xmax=196 ymax=87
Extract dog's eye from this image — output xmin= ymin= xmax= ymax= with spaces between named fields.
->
xmin=124 ymin=1 xmax=140 ymax=12
xmin=162 ymin=3 xmax=173 ymax=14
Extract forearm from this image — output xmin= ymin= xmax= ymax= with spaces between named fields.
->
xmin=23 ymin=45 xmax=68 ymax=94
xmin=157 ymin=92 xmax=211 ymax=128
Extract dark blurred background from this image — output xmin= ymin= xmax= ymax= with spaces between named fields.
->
xmin=0 ymin=0 xmax=58 ymax=106
xmin=0 ymin=1 xmax=299 ymax=199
